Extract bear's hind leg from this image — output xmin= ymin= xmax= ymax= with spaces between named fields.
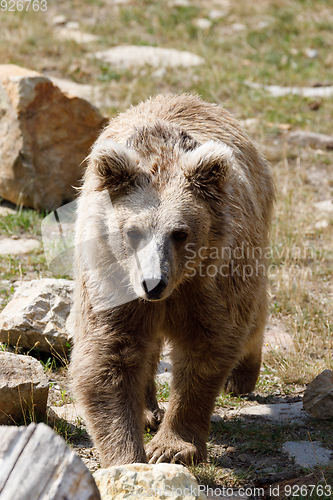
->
xmin=224 ymin=307 xmax=266 ymax=396
xmin=144 ymin=339 xmax=165 ymax=431
xmin=224 ymin=350 xmax=262 ymax=396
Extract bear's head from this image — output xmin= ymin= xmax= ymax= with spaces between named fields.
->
xmin=87 ymin=125 xmax=234 ymax=303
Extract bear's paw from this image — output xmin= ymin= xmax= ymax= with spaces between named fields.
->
xmin=146 ymin=432 xmax=205 ymax=465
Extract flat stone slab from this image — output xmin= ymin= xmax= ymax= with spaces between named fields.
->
xmin=229 ymin=402 xmax=306 ymax=422
xmin=94 ymin=45 xmax=204 ymax=69
xmin=282 ymin=441 xmax=333 ymax=468
xmin=245 ymin=80 xmax=333 ymax=98
xmin=56 ymin=28 xmax=99 ymax=44
xmin=0 ymin=238 xmax=40 ymax=255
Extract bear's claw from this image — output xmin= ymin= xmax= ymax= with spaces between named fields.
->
xmin=145 ymin=434 xmax=204 ymax=465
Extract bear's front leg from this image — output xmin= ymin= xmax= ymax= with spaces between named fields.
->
xmin=146 ymin=337 xmax=240 ymax=464
xmin=71 ymin=319 xmax=152 ymax=467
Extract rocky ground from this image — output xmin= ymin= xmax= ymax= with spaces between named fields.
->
xmin=1 ymin=272 xmax=332 ymax=499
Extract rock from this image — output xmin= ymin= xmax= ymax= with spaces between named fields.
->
xmin=288 ymin=130 xmax=333 ymax=149
xmin=245 ymin=80 xmax=333 ymax=98
xmin=0 ymin=207 xmax=15 ymax=216
xmin=256 ymin=20 xmax=272 ymax=29
xmin=0 ymin=237 xmax=40 ymax=255
xmin=0 ymin=64 xmax=107 ymax=210
xmin=56 ymin=28 xmax=99 ymax=44
xmin=210 ymin=414 xmax=223 ymax=423
xmin=0 ymin=422 xmax=101 ymax=500
xmin=282 ymin=441 xmax=332 ymax=468
xmin=93 ymin=463 xmax=207 ymax=500
xmin=314 ymin=200 xmax=333 ymax=212
xmin=0 ymin=279 xmax=74 ymax=354
xmin=263 ymin=323 xmax=293 ymax=352
xmin=48 ymin=76 xmax=117 ymax=109
xmin=65 ymin=21 xmax=80 ymax=30
xmin=0 ymin=352 xmax=48 ymax=424
xmin=237 ymin=453 xmax=248 ymax=463
xmin=303 ymin=369 xmax=333 ymax=419
xmin=93 ymin=46 xmax=204 ymax=69
xmin=232 ymin=23 xmax=246 ymax=31
xmin=193 ymin=19 xmax=212 ymax=29
xmin=208 ymin=10 xmax=228 ymax=20
xmin=263 ymin=473 xmax=323 ymax=500
xmin=151 ymin=67 xmax=167 ymax=79
xmin=49 ymin=403 xmax=83 ymax=427
xmin=229 ymin=402 xmax=306 ymax=422
xmin=169 ymin=0 xmax=191 ymax=6
xmin=315 ymin=220 xmax=329 ymax=230
xmin=304 ymin=48 xmax=318 ymax=59
xmin=51 ymin=14 xmax=67 ymax=25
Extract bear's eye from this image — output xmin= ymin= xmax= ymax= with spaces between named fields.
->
xmin=126 ymin=229 xmax=143 ymax=247
xmin=172 ymin=231 xmax=188 ymax=243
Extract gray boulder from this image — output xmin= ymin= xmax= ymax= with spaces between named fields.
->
xmin=0 ymin=423 xmax=101 ymax=500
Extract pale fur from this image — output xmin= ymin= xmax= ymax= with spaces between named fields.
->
xmin=71 ymin=94 xmax=275 ymax=467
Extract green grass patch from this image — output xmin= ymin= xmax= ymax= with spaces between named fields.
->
xmin=0 ymin=210 xmax=44 ymax=236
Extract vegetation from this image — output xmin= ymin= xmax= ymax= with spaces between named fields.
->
xmin=0 ymin=0 xmax=332 ymax=491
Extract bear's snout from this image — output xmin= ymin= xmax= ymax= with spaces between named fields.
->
xmin=141 ymin=277 xmax=168 ymax=301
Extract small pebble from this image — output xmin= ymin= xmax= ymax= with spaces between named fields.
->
xmin=208 ymin=10 xmax=227 ymax=20
xmin=304 ymin=48 xmax=318 ymax=59
xmin=193 ymin=18 xmax=212 ymax=29
xmin=65 ymin=21 xmax=80 ymax=30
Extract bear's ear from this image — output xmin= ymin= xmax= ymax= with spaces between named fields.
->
xmin=90 ymin=139 xmax=142 ymax=196
xmin=182 ymin=141 xmax=234 ymax=199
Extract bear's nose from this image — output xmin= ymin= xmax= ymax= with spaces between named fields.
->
xmin=141 ymin=278 xmax=167 ymax=300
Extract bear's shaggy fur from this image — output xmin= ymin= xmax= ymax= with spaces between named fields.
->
xmin=71 ymin=94 xmax=275 ymax=467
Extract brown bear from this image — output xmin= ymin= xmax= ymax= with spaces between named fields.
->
xmin=71 ymin=94 xmax=275 ymax=467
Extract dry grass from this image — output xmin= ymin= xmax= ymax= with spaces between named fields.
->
xmin=265 ymin=145 xmax=333 ymax=385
